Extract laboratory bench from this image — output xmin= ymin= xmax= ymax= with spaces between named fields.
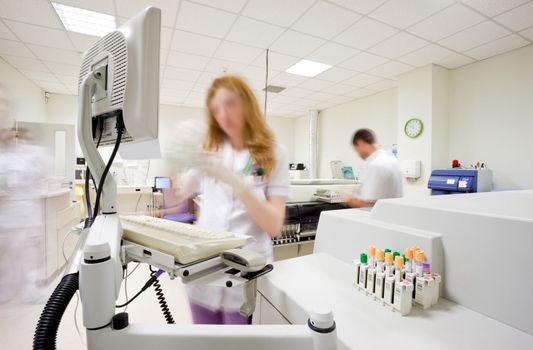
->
xmin=254 ymin=253 xmax=533 ymax=350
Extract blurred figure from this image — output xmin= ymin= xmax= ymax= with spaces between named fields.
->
xmin=344 ymin=128 xmax=403 ymax=208
xmin=0 ymin=85 xmax=49 ymax=305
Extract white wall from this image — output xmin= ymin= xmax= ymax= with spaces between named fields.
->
xmin=45 ymin=93 xmax=295 ymax=182
xmin=0 ymin=58 xmax=46 ymax=122
xmin=293 ymin=89 xmax=398 ymax=179
xmin=449 ymin=44 xmax=533 ymax=190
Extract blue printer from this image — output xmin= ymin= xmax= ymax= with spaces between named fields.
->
xmin=428 ymin=169 xmax=493 ymax=195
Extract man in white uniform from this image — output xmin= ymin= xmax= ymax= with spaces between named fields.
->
xmin=345 ymin=128 xmax=403 ymax=208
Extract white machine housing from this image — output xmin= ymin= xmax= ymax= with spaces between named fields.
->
xmin=78 ymin=7 xmax=160 ymax=146
xmin=314 ymin=190 xmax=533 ymax=336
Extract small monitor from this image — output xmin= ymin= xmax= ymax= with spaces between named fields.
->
xmin=78 ymin=7 xmax=161 ymax=147
xmin=154 ymin=177 xmax=170 ymax=190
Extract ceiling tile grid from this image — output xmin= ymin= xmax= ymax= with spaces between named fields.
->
xmin=0 ymin=0 xmax=530 ymax=118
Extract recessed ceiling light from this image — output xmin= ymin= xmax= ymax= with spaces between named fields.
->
xmin=285 ymin=59 xmax=332 ymax=77
xmin=52 ymin=2 xmax=116 ymax=37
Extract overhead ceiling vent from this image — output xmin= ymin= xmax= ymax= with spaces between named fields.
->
xmin=262 ymin=85 xmax=286 ymax=93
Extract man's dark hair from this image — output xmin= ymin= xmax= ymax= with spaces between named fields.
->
xmin=352 ymin=128 xmax=376 ymax=145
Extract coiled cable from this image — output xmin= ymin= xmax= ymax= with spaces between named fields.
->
xmin=150 ymin=266 xmax=175 ymax=324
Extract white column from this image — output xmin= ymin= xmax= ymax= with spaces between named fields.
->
xmin=397 ymin=65 xmax=449 ymax=197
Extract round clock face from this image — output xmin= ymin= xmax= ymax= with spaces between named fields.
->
xmin=404 ymin=118 xmax=423 ymax=138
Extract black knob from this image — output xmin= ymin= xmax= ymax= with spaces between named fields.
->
xmin=112 ymin=312 xmax=129 ymax=330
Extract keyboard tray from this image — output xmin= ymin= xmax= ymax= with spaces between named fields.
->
xmin=121 ymin=216 xmax=250 ymax=264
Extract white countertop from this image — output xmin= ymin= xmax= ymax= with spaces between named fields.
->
xmin=257 ymin=253 xmax=533 ymax=350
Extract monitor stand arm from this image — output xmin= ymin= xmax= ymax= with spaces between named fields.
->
xmin=77 ymin=67 xmax=117 ymax=214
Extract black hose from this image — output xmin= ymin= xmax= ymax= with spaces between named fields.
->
xmin=150 ymin=266 xmax=175 ymax=324
xmin=33 ymin=273 xmax=79 ymax=350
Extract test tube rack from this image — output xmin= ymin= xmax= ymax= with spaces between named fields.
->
xmin=352 ymin=247 xmax=442 ymax=316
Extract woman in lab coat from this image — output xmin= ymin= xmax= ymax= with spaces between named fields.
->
xmin=181 ymin=75 xmax=289 ymax=324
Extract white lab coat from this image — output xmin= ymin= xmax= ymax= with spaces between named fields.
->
xmin=186 ymin=141 xmax=290 ymax=311
xmin=357 ymin=149 xmax=403 ymax=202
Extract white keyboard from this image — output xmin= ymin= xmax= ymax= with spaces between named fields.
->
xmin=121 ymin=215 xmax=249 ymax=264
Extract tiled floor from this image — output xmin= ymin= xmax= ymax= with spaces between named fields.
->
xmin=0 ymin=265 xmax=192 ymax=350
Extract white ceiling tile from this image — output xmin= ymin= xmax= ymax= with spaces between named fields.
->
xmin=338 ymin=52 xmax=388 ymax=71
xmin=0 ymin=21 xmax=16 ymax=40
xmin=519 ymin=27 xmax=533 ymax=41
xmin=43 ymin=61 xmax=80 ymax=75
xmin=115 ymin=0 xmax=178 ymax=27
xmin=316 ymin=67 xmax=358 ymax=83
xmin=398 ymin=44 xmax=455 ymax=67
xmin=342 ymin=73 xmax=382 ymax=87
xmin=214 ymin=41 xmax=263 ymax=64
xmin=270 ymin=30 xmax=326 ymax=57
xmin=68 ymin=32 xmax=98 ymax=53
xmin=251 ymin=51 xmax=301 ymax=71
xmin=272 ymin=94 xmax=298 ymax=105
xmin=226 ymin=17 xmax=284 ymax=49
xmin=53 ymin=0 xmax=116 ymax=15
xmin=368 ymin=61 xmax=413 ymax=78
xmin=166 ymin=51 xmax=210 ymax=70
xmin=176 ymin=1 xmax=236 ymax=39
xmin=297 ymin=78 xmax=335 ymax=91
xmin=204 ymin=58 xmax=247 ymax=75
xmin=368 ymin=32 xmax=429 ymax=59
xmin=323 ymin=83 xmax=357 ymax=95
xmin=55 ymin=74 xmax=79 ymax=86
xmin=270 ymin=72 xmax=308 ymax=87
xmin=160 ymin=95 xmax=185 ymax=105
xmin=292 ymin=1 xmax=361 ymax=39
xmin=327 ymin=0 xmax=388 ymax=14
xmin=171 ymin=30 xmax=220 ymax=56
xmin=160 ymin=27 xmax=173 ymax=49
xmin=188 ymin=0 xmax=247 ymax=13
xmin=1 ymin=55 xmax=48 ymax=71
xmin=0 ymin=0 xmax=64 ymax=29
xmin=243 ymin=0 xmax=315 ymax=27
xmin=439 ymin=21 xmax=511 ymax=52
xmin=34 ymin=81 xmax=69 ymax=93
xmin=20 ymin=70 xmax=59 ymax=83
xmin=407 ymin=4 xmax=485 ymax=42
xmin=241 ymin=65 xmax=281 ymax=82
xmin=306 ymin=91 xmax=337 ymax=102
xmin=334 ymin=17 xmax=398 ymax=50
xmin=494 ymin=1 xmax=533 ymax=31
xmin=161 ymin=79 xmax=195 ymax=90
xmin=369 ymin=0 xmax=454 ymax=29
xmin=307 ymin=42 xmax=359 ymax=65
xmin=164 ymin=66 xmax=201 ymax=81
xmin=327 ymin=94 xmax=354 ymax=105
xmin=0 ymin=39 xmax=34 ymax=58
xmin=196 ymin=71 xmax=220 ymax=84
xmin=464 ymin=34 xmax=530 ymax=60
xmin=160 ymin=88 xmax=190 ymax=99
xmin=5 ymin=21 xmax=74 ymax=50
xmin=365 ymin=79 xmax=397 ymax=91
xmin=460 ymin=0 xmax=530 ymax=17
xmin=28 ymin=45 xmax=81 ymax=65
xmin=351 ymin=88 xmax=375 ymax=98
xmin=434 ymin=53 xmax=475 ymax=69
xmin=280 ymin=87 xmax=314 ymax=98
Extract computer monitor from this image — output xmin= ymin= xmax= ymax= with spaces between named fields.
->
xmin=78 ymin=7 xmax=161 ymax=147
xmin=154 ymin=176 xmax=171 ymax=190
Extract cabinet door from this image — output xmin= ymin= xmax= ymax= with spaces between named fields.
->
xmin=258 ymin=294 xmax=290 ymax=325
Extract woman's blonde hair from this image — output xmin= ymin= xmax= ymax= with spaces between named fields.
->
xmin=205 ymin=75 xmax=276 ymax=177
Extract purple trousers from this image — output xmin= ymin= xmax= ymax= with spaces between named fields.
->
xmin=189 ymin=302 xmax=249 ymax=325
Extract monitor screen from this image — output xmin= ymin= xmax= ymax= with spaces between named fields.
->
xmin=155 ymin=176 xmax=170 ymax=189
